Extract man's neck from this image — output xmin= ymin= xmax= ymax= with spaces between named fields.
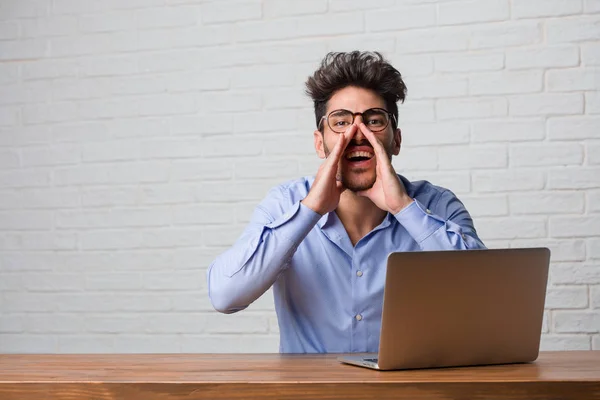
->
xmin=335 ymin=190 xmax=388 ymax=246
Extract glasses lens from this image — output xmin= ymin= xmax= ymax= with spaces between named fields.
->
xmin=328 ymin=110 xmax=353 ymax=133
xmin=363 ymin=109 xmax=389 ymax=132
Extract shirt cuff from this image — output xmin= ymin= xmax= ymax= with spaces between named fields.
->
xmin=394 ymin=199 xmax=445 ymax=243
xmin=265 ymin=201 xmax=322 ymax=245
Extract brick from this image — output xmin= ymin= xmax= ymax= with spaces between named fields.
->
xmin=51 ymin=122 xmax=109 ymax=143
xmin=393 ymin=147 xmax=438 ymax=172
xmin=0 ymin=232 xmax=77 ymax=250
xmin=473 ymin=170 xmax=545 ymax=192
xmin=438 ymin=145 xmax=507 ymax=170
xmin=22 ymin=59 xmax=79 ymax=80
xmin=0 ymin=273 xmax=23 ymax=291
xmin=136 ymin=6 xmax=200 ymax=29
xmin=235 ymin=160 xmax=299 ymax=179
xmin=231 ymin=65 xmax=296 ymax=89
xmin=201 ymin=1 xmax=261 ymax=23
xmin=50 ymin=32 xmax=138 ymax=57
xmin=586 ymin=92 xmax=600 ymax=114
xmin=509 ymin=93 xmax=583 ymax=117
xmin=53 ymin=0 xmax=164 ymax=14
xmin=0 ymin=150 xmax=19 ymax=169
xmin=551 ymin=216 xmax=600 ymax=238
xmin=137 ymin=94 xmax=198 ymax=116
xmin=540 ymin=334 xmax=591 ymax=351
xmin=0 ymin=169 xmax=50 ymax=189
xmin=139 ymin=184 xmax=196 ymax=204
xmin=138 ymin=26 xmax=232 ymax=51
xmin=85 ymin=273 xmax=143 ymax=291
xmin=595 ymin=335 xmax=600 ymax=350
xmin=548 ymin=68 xmax=600 ymax=91
xmin=114 ymin=335 xmax=180 ymax=353
xmin=396 ymin=100 xmax=435 ymax=122
xmin=170 ymin=114 xmax=233 ymax=136
xmin=141 ymin=227 xmax=205 ymax=248
xmin=143 ymin=272 xmax=203 ymax=290
xmin=554 ymin=311 xmax=600 ymax=333
xmin=401 ymin=122 xmax=469 ymax=146
xmin=396 ymin=27 xmax=469 ymax=53
xmin=3 ymin=293 xmax=55 ymax=312
xmin=470 ymin=70 xmax=542 ymax=95
xmin=548 ymin=117 xmax=600 ymax=140
xmin=548 ymin=168 xmax=600 ymax=189
xmin=592 ymin=286 xmax=600 ymax=308
xmin=437 ymin=97 xmax=507 ymax=120
xmin=545 ymin=287 xmax=589 ymax=309
xmin=387 ymin=54 xmax=434 ymax=79
xmin=366 ymin=5 xmax=436 ymax=32
xmin=590 ymin=190 xmax=600 ymax=213
xmin=83 ymin=140 xmax=140 ymax=162
xmin=20 ymin=15 xmax=78 ymax=37
xmin=510 ymin=239 xmax=586 ymax=262
xmin=67 ymin=336 xmax=120 ymax=355
xmin=233 ymin=110 xmax=299 ymax=133
xmin=166 ymin=71 xmax=229 ymax=92
xmin=264 ymin=0 xmax=327 ymax=17
xmin=172 ymin=205 xmax=235 ymax=226
xmin=263 ymin=89 xmax=310 ymax=110
xmin=57 ymin=207 xmax=170 ymax=229
xmin=195 ymin=180 xmax=275 ymax=203
xmin=0 ymin=64 xmax=19 ymax=85
xmin=144 ymin=314 xmax=207 ymax=334
xmin=457 ymin=195 xmax=509 ymax=217
xmin=0 ymin=21 xmax=19 ymax=40
xmin=405 ymin=171 xmax=471 ymax=194
xmin=22 ymin=102 xmax=77 ymax=125
xmin=78 ymin=98 xmax=138 ymax=120
xmin=471 ymin=120 xmax=545 ymax=143
xmin=476 ymin=217 xmax=546 ymax=240
xmin=81 ymin=187 xmax=137 ymax=207
xmin=435 ymin=53 xmax=503 ymax=72
xmin=0 ymin=0 xmax=49 ymax=19
xmin=109 ymin=118 xmax=169 ymax=139
xmin=586 ymin=0 xmax=600 ymax=12
xmin=470 ymin=21 xmax=541 ymax=49
xmin=510 ymin=143 xmax=583 ymax=167
xmin=21 ymin=144 xmax=80 ymax=167
xmin=202 ymin=135 xmax=263 ymax=158
xmin=0 ymin=315 xmax=23 ymax=333
xmin=79 ymin=10 xmax=135 ymax=33
xmin=510 ymin=192 xmax=584 ymax=215
xmin=0 ymin=107 xmax=19 ymax=127
xmin=407 ymin=76 xmax=468 ymax=99
xmin=0 ymin=335 xmax=57 ymax=353
xmin=140 ymin=138 xmax=203 ymax=159
xmin=439 ymin=0 xmax=509 ymax=25
xmin=0 ymin=210 xmax=53 ymax=231
xmin=512 ymin=0 xmax=583 ymax=18
xmin=552 ymin=263 xmax=600 ymax=284
xmin=25 ymin=272 xmax=85 ymax=292
xmin=84 ymin=316 xmax=144 ymax=333
xmin=235 ymin=13 xmax=364 ymax=42
xmin=507 ymin=46 xmax=579 ymax=70
xmin=80 ymin=54 xmax=138 ymax=77
xmin=329 ymin=0 xmax=395 ymax=11
xmin=53 ymin=162 xmax=170 ymax=186
xmin=203 ymin=226 xmax=244 ymax=247
xmin=262 ymin=134 xmax=315 ymax=156
xmin=181 ymin=334 xmax=279 ymax=353
xmin=201 ymin=91 xmax=262 ymax=113
xmin=582 ymin=43 xmax=600 ymax=66
xmin=547 ymin=16 xmax=600 ymax=43
xmin=203 ymin=313 xmax=269 ymax=334
xmin=588 ymin=143 xmax=600 ymax=165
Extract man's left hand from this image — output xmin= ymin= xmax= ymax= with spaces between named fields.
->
xmin=356 ymin=123 xmax=414 ymax=214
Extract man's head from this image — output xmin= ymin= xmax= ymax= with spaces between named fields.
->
xmin=305 ymin=51 xmax=407 ymax=192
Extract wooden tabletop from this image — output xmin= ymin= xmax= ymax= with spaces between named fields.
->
xmin=1 ymin=351 xmax=599 ymax=399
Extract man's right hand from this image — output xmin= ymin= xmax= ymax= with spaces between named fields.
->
xmin=301 ymin=124 xmax=356 ymax=215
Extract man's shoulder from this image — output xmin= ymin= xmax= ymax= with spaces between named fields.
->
xmin=265 ymin=176 xmax=315 ymax=204
xmin=400 ymin=175 xmax=453 ymax=202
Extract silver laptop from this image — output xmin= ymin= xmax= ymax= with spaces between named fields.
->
xmin=339 ymin=247 xmax=550 ymax=371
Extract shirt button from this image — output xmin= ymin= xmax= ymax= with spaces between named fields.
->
xmin=461 ymin=233 xmax=467 ymax=240
xmin=355 ymin=314 xmax=363 ymax=321
xmin=425 ymin=208 xmax=432 ymax=214
xmin=356 ymin=270 xmax=363 ymax=277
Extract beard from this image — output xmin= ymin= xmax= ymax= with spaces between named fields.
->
xmin=323 ymin=139 xmax=394 ymax=193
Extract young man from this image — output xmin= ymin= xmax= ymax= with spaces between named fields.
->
xmin=207 ymin=51 xmax=485 ymax=353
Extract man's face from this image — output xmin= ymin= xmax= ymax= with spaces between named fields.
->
xmin=314 ymin=86 xmax=401 ymax=192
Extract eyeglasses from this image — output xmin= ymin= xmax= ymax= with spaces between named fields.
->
xmin=318 ymin=108 xmax=396 ymax=134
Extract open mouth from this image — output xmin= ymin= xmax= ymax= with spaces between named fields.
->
xmin=345 ymin=150 xmax=374 ymax=163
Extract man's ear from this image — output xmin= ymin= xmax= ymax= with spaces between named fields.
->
xmin=314 ymin=129 xmax=326 ymax=159
xmin=392 ymin=128 xmax=402 ymax=156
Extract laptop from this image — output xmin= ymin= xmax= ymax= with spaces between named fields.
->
xmin=338 ymin=247 xmax=550 ymax=371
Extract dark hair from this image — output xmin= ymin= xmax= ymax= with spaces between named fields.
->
xmin=305 ymin=51 xmax=407 ymax=131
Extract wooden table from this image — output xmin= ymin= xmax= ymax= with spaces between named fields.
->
xmin=1 ymin=351 xmax=599 ymax=399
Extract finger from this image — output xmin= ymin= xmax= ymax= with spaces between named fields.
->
xmin=358 ymin=123 xmax=388 ymax=160
xmin=327 ymin=124 xmax=356 ymax=166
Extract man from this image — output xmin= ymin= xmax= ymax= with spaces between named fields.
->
xmin=207 ymin=51 xmax=485 ymax=353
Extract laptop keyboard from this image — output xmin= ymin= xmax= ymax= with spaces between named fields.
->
xmin=364 ymin=358 xmax=379 ymax=363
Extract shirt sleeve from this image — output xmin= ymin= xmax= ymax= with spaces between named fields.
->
xmin=207 ymin=187 xmax=322 ymax=314
xmin=394 ymin=190 xmax=486 ymax=251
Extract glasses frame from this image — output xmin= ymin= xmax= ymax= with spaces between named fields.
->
xmin=318 ymin=107 xmax=397 ymax=134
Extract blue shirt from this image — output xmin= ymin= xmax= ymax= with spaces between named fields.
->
xmin=207 ymin=175 xmax=486 ymax=353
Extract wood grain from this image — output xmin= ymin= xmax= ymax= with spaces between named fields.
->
xmin=1 ymin=351 xmax=599 ymax=399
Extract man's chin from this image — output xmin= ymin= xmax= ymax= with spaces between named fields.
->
xmin=342 ymin=178 xmax=376 ymax=193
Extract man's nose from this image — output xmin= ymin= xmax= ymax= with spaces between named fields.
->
xmin=352 ymin=120 xmax=367 ymax=142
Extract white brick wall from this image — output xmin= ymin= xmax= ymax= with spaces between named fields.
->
xmin=0 ymin=0 xmax=599 ymax=354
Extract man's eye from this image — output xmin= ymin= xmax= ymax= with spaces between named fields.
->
xmin=334 ymin=121 xmax=350 ymax=126
xmin=368 ymin=119 xmax=385 ymax=125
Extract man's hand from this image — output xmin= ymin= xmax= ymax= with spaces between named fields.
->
xmin=356 ymin=123 xmax=413 ymax=214
xmin=301 ymin=125 xmax=356 ymax=215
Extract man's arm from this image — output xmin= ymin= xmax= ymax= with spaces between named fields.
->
xmin=207 ymin=193 xmax=321 ymax=314
xmin=394 ymin=191 xmax=486 ymax=251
